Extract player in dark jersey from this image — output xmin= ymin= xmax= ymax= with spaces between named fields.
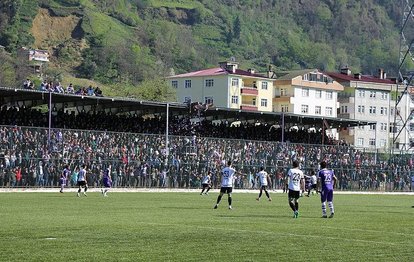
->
xmin=60 ymin=165 xmax=70 ymax=193
xmin=317 ymin=161 xmax=337 ymax=218
xmin=101 ymin=166 xmax=112 ymax=197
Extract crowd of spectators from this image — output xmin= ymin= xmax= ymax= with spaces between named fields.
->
xmin=0 ymin=106 xmax=333 ymax=145
xmin=0 ymin=122 xmax=412 ymax=191
xmin=23 ymin=79 xmax=103 ymax=97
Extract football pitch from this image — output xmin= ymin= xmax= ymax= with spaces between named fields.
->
xmin=1 ymin=191 xmax=413 ymax=261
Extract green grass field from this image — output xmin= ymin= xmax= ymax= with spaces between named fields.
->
xmin=1 ymin=191 xmax=413 ymax=261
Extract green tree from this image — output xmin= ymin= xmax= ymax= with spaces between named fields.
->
xmin=135 ymin=78 xmax=176 ymax=102
xmin=233 ymin=16 xmax=241 ymax=40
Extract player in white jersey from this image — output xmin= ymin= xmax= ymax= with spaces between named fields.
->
xmin=213 ymin=161 xmax=239 ymax=210
xmin=255 ymin=167 xmax=272 ymax=201
xmin=286 ymin=160 xmax=305 ymax=218
xmin=306 ymin=171 xmax=318 ymax=197
xmin=76 ymin=164 xmax=88 ymax=197
xmin=200 ymin=172 xmax=212 ymax=195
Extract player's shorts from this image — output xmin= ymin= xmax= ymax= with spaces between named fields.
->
xmin=104 ymin=181 xmax=112 ymax=188
xmin=77 ymin=181 xmax=87 ymax=187
xmin=202 ymin=183 xmax=210 ymax=189
xmin=220 ymin=187 xmax=233 ymax=194
xmin=288 ymin=189 xmax=300 ymax=199
xmin=260 ymin=185 xmax=268 ymax=190
xmin=320 ymin=189 xmax=334 ymax=202
xmin=59 ymin=178 xmax=66 ymax=186
xmin=311 ymin=184 xmax=317 ymax=190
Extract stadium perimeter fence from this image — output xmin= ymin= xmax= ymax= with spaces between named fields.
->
xmin=0 ymin=125 xmax=413 ymax=191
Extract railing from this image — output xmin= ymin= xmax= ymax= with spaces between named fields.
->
xmin=0 ymin=125 xmax=413 ymax=191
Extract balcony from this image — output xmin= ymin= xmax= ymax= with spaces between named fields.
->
xmin=241 ymin=87 xmax=258 ymax=96
xmin=338 ymin=113 xmax=351 ymax=119
xmin=338 ymin=96 xmax=355 ymax=103
xmin=273 ymin=95 xmax=292 ymax=102
xmin=240 ymin=104 xmax=258 ymax=111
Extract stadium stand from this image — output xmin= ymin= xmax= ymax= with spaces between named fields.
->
xmin=0 ymin=88 xmax=412 ymax=191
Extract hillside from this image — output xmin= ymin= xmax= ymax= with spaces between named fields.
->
xmin=0 ymin=0 xmax=409 ymax=96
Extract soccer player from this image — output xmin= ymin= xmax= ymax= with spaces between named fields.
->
xmin=200 ymin=171 xmax=212 ymax=195
xmin=76 ymin=164 xmax=88 ymax=197
xmin=317 ymin=161 xmax=337 ymax=218
xmin=59 ymin=165 xmax=70 ymax=193
xmin=101 ymin=165 xmax=112 ymax=197
xmin=287 ymin=160 xmax=305 ymax=218
xmin=213 ymin=160 xmax=239 ymax=210
xmin=256 ymin=166 xmax=272 ymax=201
xmin=306 ymin=171 xmax=318 ymax=197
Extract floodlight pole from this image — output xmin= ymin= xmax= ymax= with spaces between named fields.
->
xmin=48 ymin=92 xmax=52 ymax=150
xmin=165 ymin=103 xmax=169 ymax=166
xmin=281 ymin=112 xmax=285 ymax=143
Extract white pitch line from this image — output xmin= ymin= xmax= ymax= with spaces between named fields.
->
xmin=133 ymin=221 xmax=409 ymax=247
xmin=323 ymin=226 xmax=414 ymax=237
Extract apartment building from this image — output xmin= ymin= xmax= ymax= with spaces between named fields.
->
xmin=327 ymin=68 xmax=397 ymax=150
xmin=273 ymin=69 xmax=343 ymax=117
xmin=167 ymin=61 xmax=274 ymax=112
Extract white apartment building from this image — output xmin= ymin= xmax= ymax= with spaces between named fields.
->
xmin=328 ymin=68 xmax=397 ymax=150
xmin=391 ymin=85 xmax=414 ymax=151
xmin=273 ymin=69 xmax=343 ymax=117
xmin=167 ymin=61 xmax=274 ymax=112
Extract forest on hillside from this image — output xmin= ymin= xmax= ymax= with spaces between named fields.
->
xmin=0 ymin=0 xmax=410 ymax=98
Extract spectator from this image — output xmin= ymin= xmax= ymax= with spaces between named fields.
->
xmin=66 ymin=83 xmax=75 ymax=94
xmin=94 ymin=86 xmax=103 ymax=97
xmin=40 ymin=80 xmax=47 ymax=91
xmin=87 ymin=85 xmax=95 ymax=96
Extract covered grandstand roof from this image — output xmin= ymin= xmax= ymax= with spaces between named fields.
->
xmin=0 ymin=87 xmax=374 ymax=128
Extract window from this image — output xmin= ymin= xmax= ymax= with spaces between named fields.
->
xmin=315 ymin=106 xmax=321 ymax=115
xmin=358 ymin=105 xmax=365 ymax=114
xmin=231 ymin=96 xmax=238 ymax=104
xmin=358 ymin=90 xmax=365 ymax=98
xmin=369 ymin=124 xmax=376 ymax=131
xmin=205 ymin=79 xmax=214 ymax=87
xmin=341 ymin=106 xmax=348 ymax=113
xmin=261 ymin=99 xmax=268 ymax=107
xmin=301 ymin=105 xmax=309 ymax=114
xmin=281 ymin=105 xmax=289 ymax=112
xmin=185 ymin=80 xmax=192 ymax=88
xmin=381 ymin=92 xmax=388 ymax=100
xmin=184 ymin=97 xmax=191 ymax=104
xmin=390 ymin=108 xmax=394 ymax=116
xmin=252 ymin=98 xmax=256 ymax=106
xmin=380 ymin=139 xmax=386 ymax=147
xmin=380 ymin=123 xmax=387 ymax=131
xmin=261 ymin=82 xmax=268 ymax=90
xmin=171 ymin=80 xmax=178 ymax=88
xmin=369 ymin=91 xmax=376 ymax=98
xmin=357 ymin=138 xmax=364 ymax=146
xmin=315 ymin=90 xmax=322 ymax=98
xmin=231 ymin=78 xmax=239 ymax=87
xmin=303 ymin=74 xmax=308 ymax=81
xmin=205 ymin=97 xmax=213 ymax=104
xmin=325 ymin=107 xmax=333 ymax=116
xmin=369 ymin=138 xmax=376 ymax=147
xmin=369 ymin=106 xmax=376 ymax=114
xmin=302 ymin=88 xmax=309 ymax=97
xmin=380 ymin=107 xmax=388 ymax=115
xmin=326 ymin=91 xmax=333 ymax=100
xmin=280 ymin=88 xmax=286 ymax=96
